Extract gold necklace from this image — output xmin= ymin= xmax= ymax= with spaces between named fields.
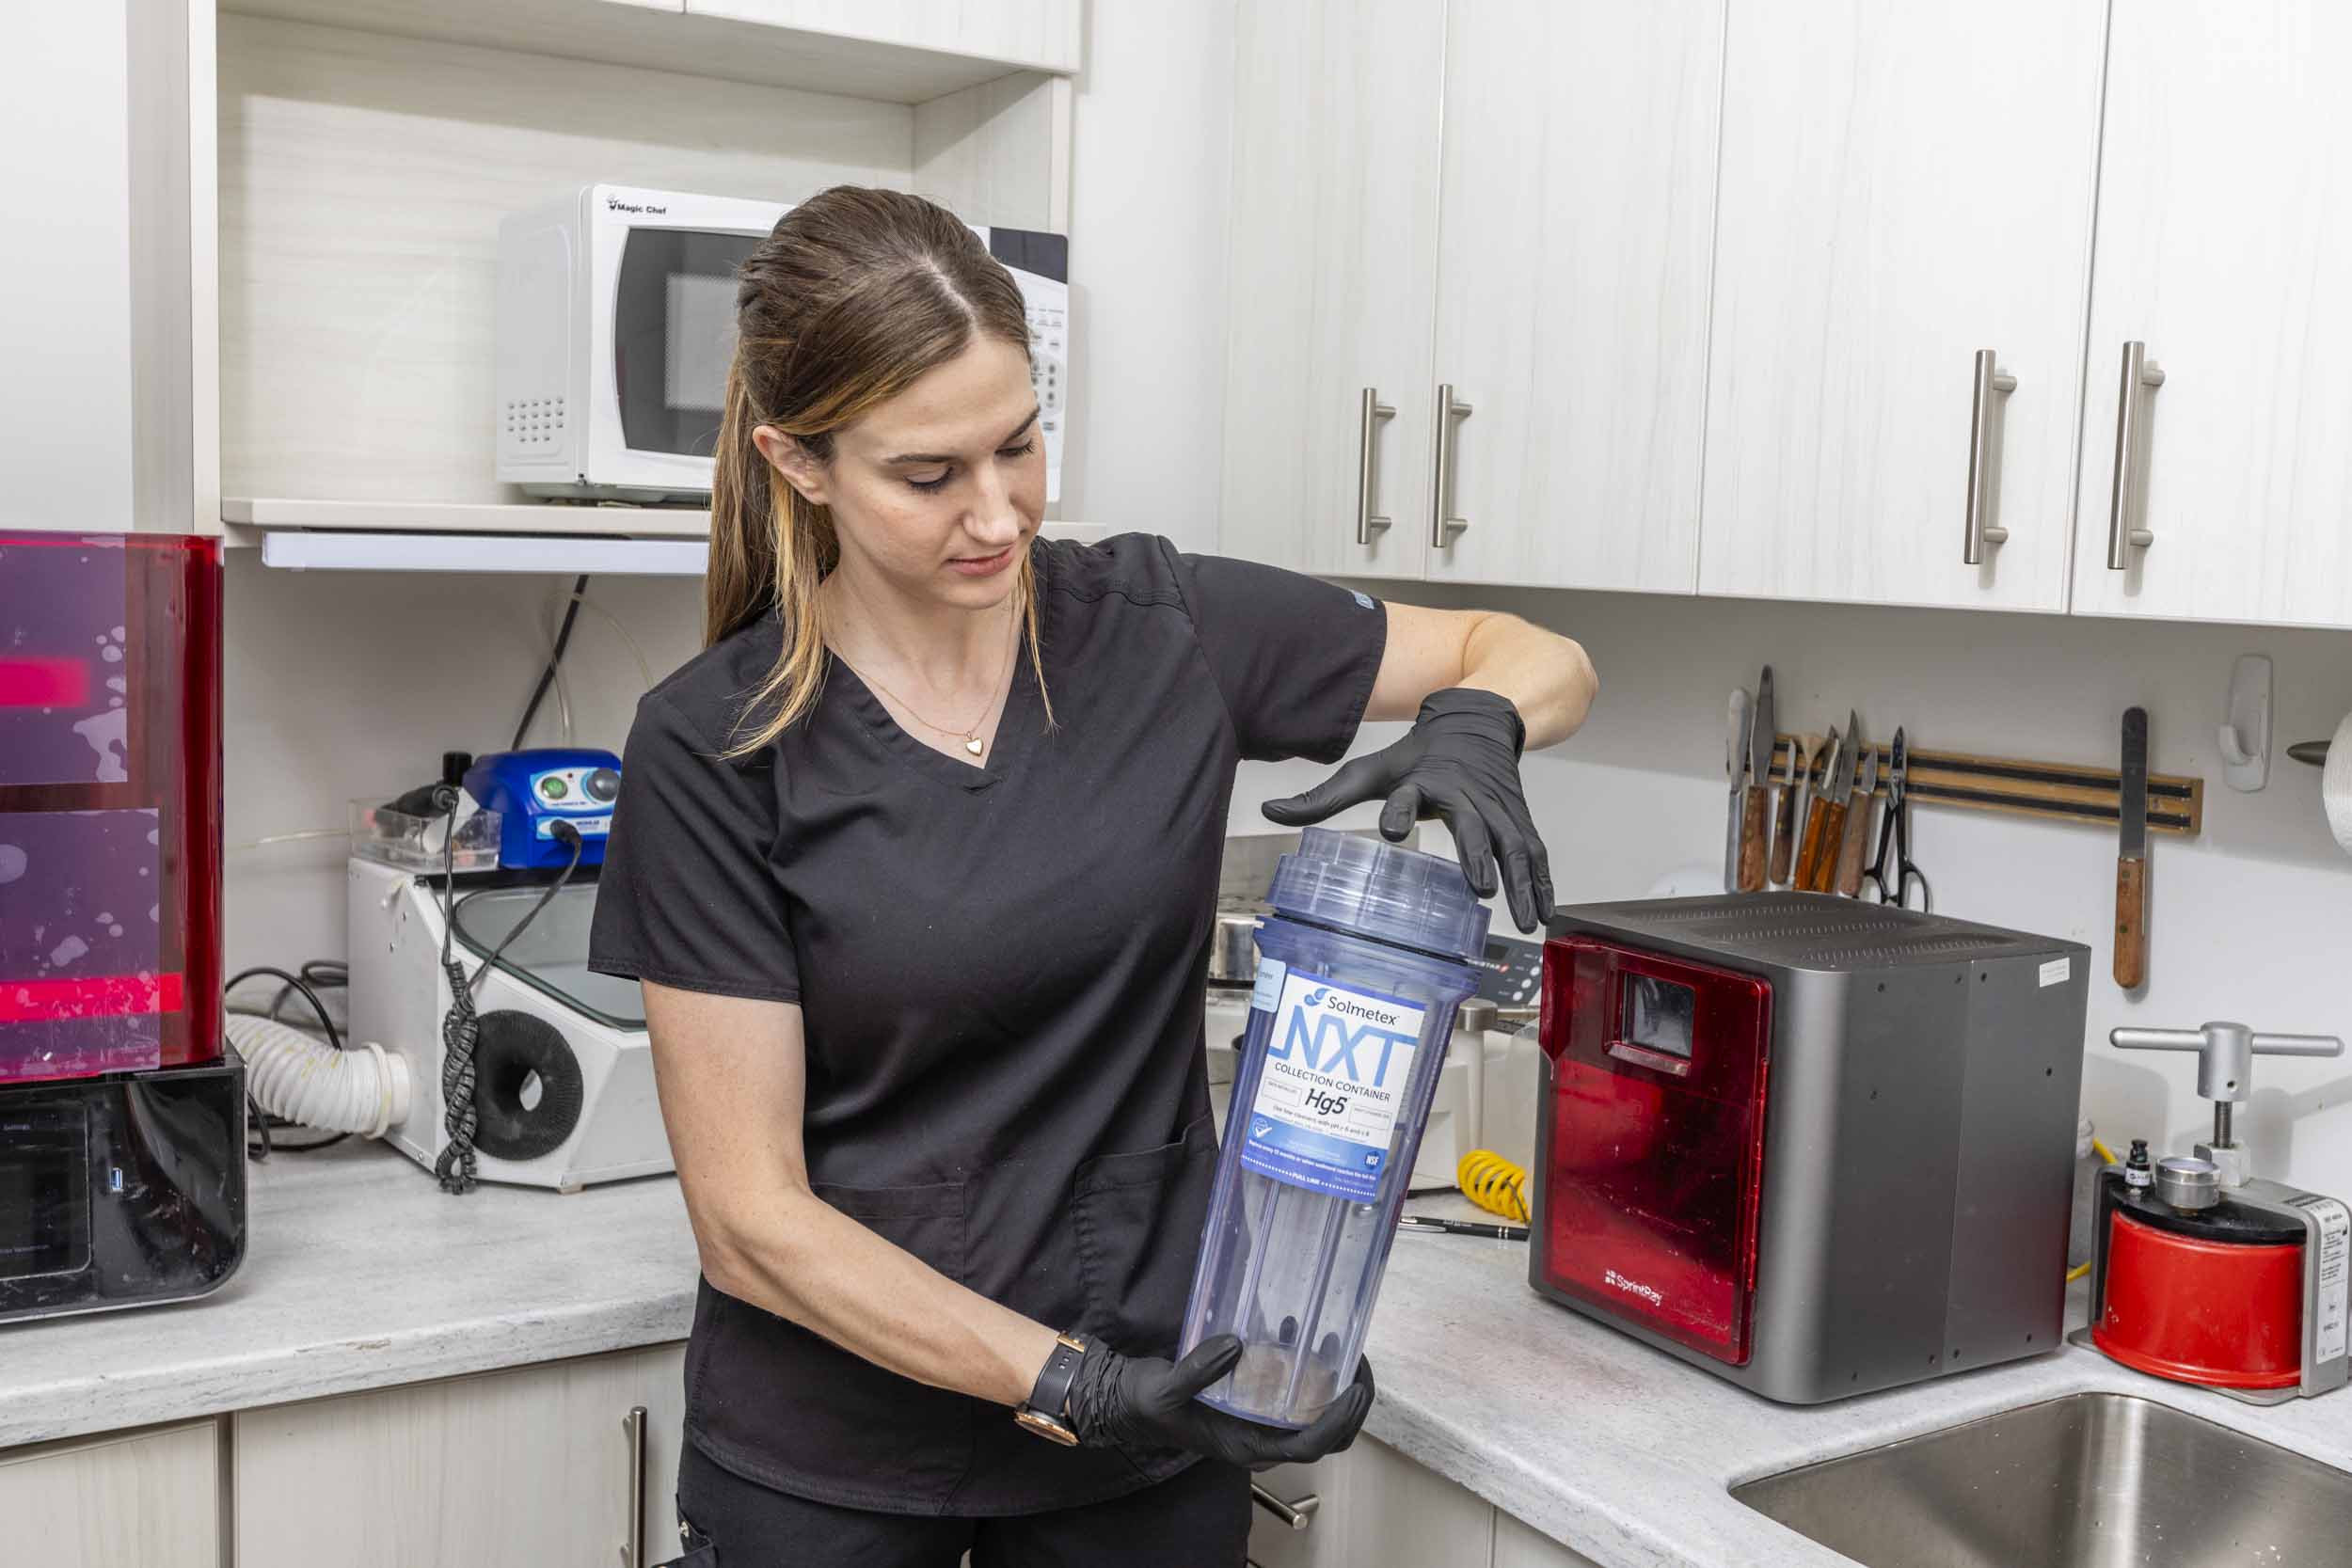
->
xmin=838 ymin=608 xmax=1017 ymax=758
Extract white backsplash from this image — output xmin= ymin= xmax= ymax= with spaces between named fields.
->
xmin=1230 ymin=581 xmax=2352 ymax=1202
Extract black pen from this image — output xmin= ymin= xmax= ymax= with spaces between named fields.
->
xmin=1398 ymin=1215 xmax=1528 ymax=1242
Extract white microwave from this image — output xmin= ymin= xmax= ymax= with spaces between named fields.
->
xmin=496 ymin=183 xmax=1068 ymax=505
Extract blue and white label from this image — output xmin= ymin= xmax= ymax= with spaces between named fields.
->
xmin=536 ymin=815 xmax=610 ymax=839
xmin=1239 ymin=968 xmax=1426 ymax=1201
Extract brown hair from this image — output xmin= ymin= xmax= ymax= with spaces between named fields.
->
xmin=707 ymin=185 xmax=1052 ymax=755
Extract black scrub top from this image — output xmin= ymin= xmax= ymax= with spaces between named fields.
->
xmin=587 ymin=532 xmax=1388 ymax=1517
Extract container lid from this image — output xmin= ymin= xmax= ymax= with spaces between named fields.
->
xmin=1265 ymin=828 xmax=1490 ymax=964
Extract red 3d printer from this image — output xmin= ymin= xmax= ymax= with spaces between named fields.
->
xmin=0 ymin=531 xmax=244 ymax=1324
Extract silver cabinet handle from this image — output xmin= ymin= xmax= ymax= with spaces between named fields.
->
xmin=1250 ymin=1481 xmax=1321 ymax=1530
xmin=2105 ymin=341 xmax=2165 ymax=569
xmin=1962 ymin=349 xmax=2017 ymax=564
xmin=621 ymin=1405 xmax=647 ymax=1568
xmin=1429 ymin=382 xmax=1473 ymax=547
xmin=1355 ymin=387 xmax=1396 ymax=545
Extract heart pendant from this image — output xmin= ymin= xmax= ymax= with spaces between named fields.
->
xmin=965 ymin=736 xmax=984 ymax=756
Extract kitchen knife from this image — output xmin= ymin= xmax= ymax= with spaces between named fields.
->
xmin=1724 ymin=688 xmax=1753 ymax=894
xmin=1805 ymin=717 xmax=1862 ymax=892
xmin=1796 ymin=728 xmax=1846 ymax=892
xmin=1835 ymin=744 xmax=1879 ymax=897
xmin=1769 ymin=728 xmax=1797 ymax=888
xmin=2115 ymin=706 xmax=2151 ymax=988
xmin=1740 ymin=669 xmax=1774 ymax=892
xmin=1776 ymin=734 xmax=1818 ymax=887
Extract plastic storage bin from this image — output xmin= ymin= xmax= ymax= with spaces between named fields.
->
xmin=1180 ymin=829 xmax=1487 ymax=1426
xmin=349 ymin=798 xmax=502 ymax=873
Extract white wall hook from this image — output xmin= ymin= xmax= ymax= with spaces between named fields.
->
xmin=2217 ymin=654 xmax=2271 ymax=792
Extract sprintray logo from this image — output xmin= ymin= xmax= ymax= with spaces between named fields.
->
xmin=1603 ymin=1268 xmax=1664 ymax=1307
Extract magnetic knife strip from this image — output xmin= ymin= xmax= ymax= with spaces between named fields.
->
xmin=1768 ymin=736 xmax=2203 ymax=837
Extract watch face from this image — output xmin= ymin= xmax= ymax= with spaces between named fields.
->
xmin=1014 ymin=1408 xmax=1080 ymax=1447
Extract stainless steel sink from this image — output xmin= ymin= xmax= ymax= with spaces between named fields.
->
xmin=1732 ymin=1392 xmax=2352 ymax=1567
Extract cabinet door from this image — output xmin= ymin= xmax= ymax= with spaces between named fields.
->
xmin=1698 ymin=2 xmax=2106 ymax=610
xmin=0 ymin=1420 xmax=221 ymax=1568
xmin=1246 ymin=1438 xmax=1494 ymax=1568
xmin=1339 ymin=1437 xmax=1495 ymax=1567
xmin=234 ymin=1343 xmax=689 ymax=1568
xmin=685 ymin=2 xmax=1080 ymax=73
xmin=1217 ymin=0 xmax=1444 ymax=580
xmin=3 ymin=1 xmax=215 ymax=537
xmin=1422 ymin=0 xmax=1723 ymax=593
xmin=2071 ymin=2 xmax=2352 ymax=626
xmin=1494 ymin=1509 xmax=1604 ymax=1568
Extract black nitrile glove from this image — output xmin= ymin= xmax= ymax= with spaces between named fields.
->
xmin=1065 ymin=1335 xmax=1375 ymax=1471
xmin=1263 ymin=688 xmax=1553 ymax=932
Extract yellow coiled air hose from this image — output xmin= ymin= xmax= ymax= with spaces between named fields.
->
xmin=1457 ymin=1149 xmax=1530 ymax=1224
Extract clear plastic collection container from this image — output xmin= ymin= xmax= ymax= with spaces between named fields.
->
xmin=348 ymin=799 xmax=502 ymax=873
xmin=1181 ymin=829 xmax=1487 ymax=1426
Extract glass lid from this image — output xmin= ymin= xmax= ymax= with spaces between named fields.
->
xmin=450 ymin=881 xmax=644 ymax=1031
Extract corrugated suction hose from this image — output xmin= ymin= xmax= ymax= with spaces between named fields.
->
xmin=227 ymin=1013 xmax=410 ymax=1139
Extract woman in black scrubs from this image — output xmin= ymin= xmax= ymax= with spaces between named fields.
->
xmin=588 ymin=187 xmax=1597 ymax=1567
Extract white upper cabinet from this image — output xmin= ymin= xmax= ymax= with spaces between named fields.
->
xmin=2071 ymin=1 xmax=2352 ymax=626
xmin=684 ymin=1 xmax=1080 ymax=74
xmin=1698 ymin=1 xmax=2106 ymax=610
xmin=1424 ymin=0 xmax=1724 ymax=593
xmin=1218 ymin=0 xmax=1446 ymax=581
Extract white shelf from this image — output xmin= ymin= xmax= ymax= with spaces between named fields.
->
xmin=241 ymin=504 xmax=1110 ymax=575
xmin=222 ymin=0 xmax=1070 ymax=104
xmin=224 ymin=497 xmax=713 ymax=538
xmin=258 ymin=531 xmax=711 ymax=575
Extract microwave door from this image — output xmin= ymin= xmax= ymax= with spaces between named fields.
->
xmin=612 ymin=229 xmax=760 ymax=459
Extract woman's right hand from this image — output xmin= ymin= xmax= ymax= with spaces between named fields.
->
xmin=1065 ymin=1334 xmax=1375 ymax=1470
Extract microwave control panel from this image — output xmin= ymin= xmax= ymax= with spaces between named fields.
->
xmin=982 ymin=227 xmax=1071 ymax=505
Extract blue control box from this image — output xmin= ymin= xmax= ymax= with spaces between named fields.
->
xmin=462 ymin=748 xmax=621 ymax=870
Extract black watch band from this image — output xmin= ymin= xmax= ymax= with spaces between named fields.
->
xmin=1013 ymin=1332 xmax=1087 ymax=1446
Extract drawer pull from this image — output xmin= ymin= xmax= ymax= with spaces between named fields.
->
xmin=1250 ymin=1481 xmax=1321 ymax=1531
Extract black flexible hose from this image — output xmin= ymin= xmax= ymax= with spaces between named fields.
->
xmin=511 ymin=575 xmax=590 ymax=751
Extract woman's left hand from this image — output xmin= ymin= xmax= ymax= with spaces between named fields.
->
xmin=1263 ymin=688 xmax=1553 ymax=932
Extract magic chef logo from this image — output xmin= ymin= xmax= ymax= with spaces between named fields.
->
xmin=1604 ymin=1269 xmax=1665 ymax=1307
xmin=604 ymin=195 xmax=668 ymax=216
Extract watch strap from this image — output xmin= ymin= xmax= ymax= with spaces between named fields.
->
xmin=1014 ymin=1332 xmax=1087 ymax=1446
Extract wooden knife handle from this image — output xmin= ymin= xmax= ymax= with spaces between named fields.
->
xmin=1738 ymin=787 xmax=1769 ymax=892
xmin=2114 ymin=857 xmax=2149 ymax=988
xmin=1767 ymin=784 xmax=1800 ymax=885
xmin=1798 ymin=800 xmax=1847 ymax=893
xmin=1834 ymin=797 xmax=1875 ymax=897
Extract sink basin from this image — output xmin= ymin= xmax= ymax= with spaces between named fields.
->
xmin=1732 ymin=1392 xmax=2352 ymax=1567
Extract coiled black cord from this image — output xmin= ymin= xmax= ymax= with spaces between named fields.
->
xmin=431 ymin=794 xmax=582 ymax=1196
xmin=432 ymin=788 xmax=480 ymax=1194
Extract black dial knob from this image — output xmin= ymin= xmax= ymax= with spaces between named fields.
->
xmin=585 ymin=767 xmax=621 ymax=803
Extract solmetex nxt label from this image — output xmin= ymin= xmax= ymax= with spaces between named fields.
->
xmin=1239 ymin=968 xmax=1427 ymax=1201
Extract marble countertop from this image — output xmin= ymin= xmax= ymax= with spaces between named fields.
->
xmin=5 ymin=1140 xmax=2347 ymax=1568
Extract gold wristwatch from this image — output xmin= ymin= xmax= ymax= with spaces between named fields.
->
xmin=1013 ymin=1331 xmax=1088 ymax=1446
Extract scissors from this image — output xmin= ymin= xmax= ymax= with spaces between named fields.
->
xmin=1861 ymin=728 xmax=1931 ymax=911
